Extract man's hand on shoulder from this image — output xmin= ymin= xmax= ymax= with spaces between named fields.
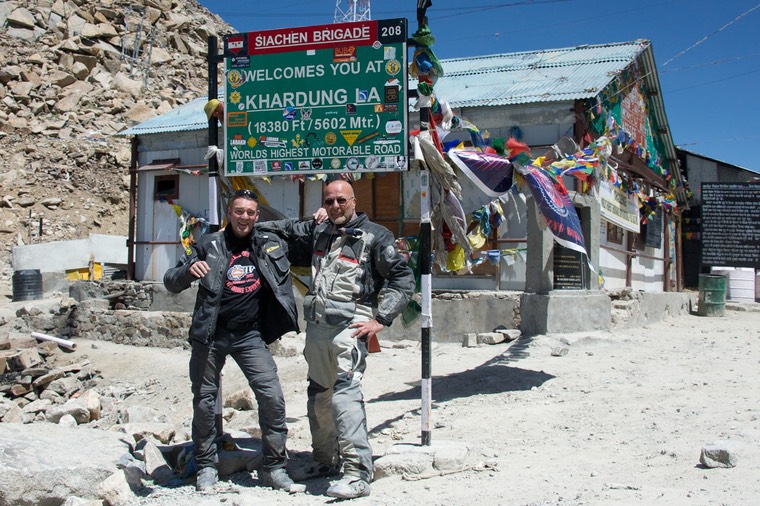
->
xmin=313 ymin=207 xmax=328 ymax=224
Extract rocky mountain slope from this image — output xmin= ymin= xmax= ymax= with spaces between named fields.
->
xmin=0 ymin=0 xmax=235 ymax=295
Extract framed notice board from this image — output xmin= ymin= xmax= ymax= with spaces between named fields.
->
xmin=553 ymin=243 xmax=585 ymax=289
xmin=701 ymin=182 xmax=760 ymax=268
xmin=644 ymin=208 xmax=662 ymax=249
xmin=222 ymin=19 xmax=408 ymax=177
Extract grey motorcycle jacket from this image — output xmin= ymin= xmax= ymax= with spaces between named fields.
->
xmin=257 ymin=213 xmax=415 ymax=328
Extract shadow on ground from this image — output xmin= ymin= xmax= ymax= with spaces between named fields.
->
xmin=369 ymin=345 xmax=554 ymax=406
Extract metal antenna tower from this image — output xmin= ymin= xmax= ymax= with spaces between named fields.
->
xmin=334 ymin=0 xmax=371 ymax=22
xmin=120 ymin=6 xmax=156 ymax=88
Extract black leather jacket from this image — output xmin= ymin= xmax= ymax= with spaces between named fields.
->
xmin=163 ymin=225 xmax=298 ymax=345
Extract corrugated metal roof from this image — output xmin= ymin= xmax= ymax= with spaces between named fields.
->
xmin=677 ymin=147 xmax=756 ymax=173
xmin=118 ymin=41 xmax=648 ymax=136
xmin=117 ymin=95 xmax=213 ymax=136
xmin=434 ymin=40 xmax=648 ymax=107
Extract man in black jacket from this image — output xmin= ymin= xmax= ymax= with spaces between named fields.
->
xmin=163 ymin=189 xmax=300 ymax=493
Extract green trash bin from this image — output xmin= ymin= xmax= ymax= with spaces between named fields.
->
xmin=697 ymin=274 xmax=726 ymax=317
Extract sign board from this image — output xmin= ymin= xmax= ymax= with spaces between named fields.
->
xmin=599 ymin=179 xmax=640 ymax=233
xmin=701 ymin=182 xmax=760 ymax=268
xmin=222 ymin=19 xmax=408 ymax=176
xmin=644 ymin=208 xmax=662 ymax=249
xmin=620 ymin=83 xmax=647 ymax=148
xmin=553 ymin=244 xmax=584 ymax=289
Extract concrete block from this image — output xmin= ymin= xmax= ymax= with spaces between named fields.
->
xmin=373 ymin=452 xmax=432 ymax=479
xmin=462 ymin=333 xmax=478 ymax=347
xmin=382 ymin=440 xmax=470 ymax=474
xmin=521 ymin=292 xmax=611 ymax=336
xmin=385 ymin=292 xmax=521 ymax=343
xmin=432 ymin=443 xmax=469 ymax=471
xmin=6 ymin=347 xmax=42 ymax=371
xmin=477 ymin=332 xmax=506 ymax=345
xmin=494 ymin=327 xmax=521 ymax=341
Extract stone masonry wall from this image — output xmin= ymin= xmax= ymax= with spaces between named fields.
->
xmin=70 ymin=302 xmax=191 ymax=349
xmin=9 ymin=280 xmax=693 ymax=349
xmin=13 ymin=281 xmax=191 ymax=349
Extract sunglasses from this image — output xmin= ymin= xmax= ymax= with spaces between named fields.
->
xmin=323 ymin=197 xmax=354 ymax=206
xmin=233 ymin=188 xmax=259 ymax=202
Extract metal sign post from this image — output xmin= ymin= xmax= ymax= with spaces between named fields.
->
xmin=415 ymin=0 xmax=433 ymax=447
xmin=207 ymin=35 xmax=221 ymax=234
xmin=208 ymin=35 xmax=223 ymax=438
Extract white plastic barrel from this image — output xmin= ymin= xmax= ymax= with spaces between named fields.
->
xmin=728 ymin=268 xmax=756 ymax=303
xmin=711 ymin=267 xmax=757 ymax=303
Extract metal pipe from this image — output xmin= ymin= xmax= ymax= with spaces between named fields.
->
xmin=127 ymin=135 xmax=139 ymax=280
xmin=31 ymin=332 xmax=77 ymax=350
xmin=208 ymin=34 xmax=223 ymax=439
xmin=208 ymin=35 xmax=221 ymax=233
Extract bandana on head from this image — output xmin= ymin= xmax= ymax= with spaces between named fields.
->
xmin=204 ymin=99 xmax=220 ymax=120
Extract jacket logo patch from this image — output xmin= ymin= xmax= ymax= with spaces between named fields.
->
xmin=265 ymin=245 xmax=280 ymax=253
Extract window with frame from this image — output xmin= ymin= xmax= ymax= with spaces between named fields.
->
xmin=606 ymin=222 xmax=624 ymax=245
xmin=154 ymin=175 xmax=179 ymax=200
xmin=631 ymin=229 xmax=646 ymax=251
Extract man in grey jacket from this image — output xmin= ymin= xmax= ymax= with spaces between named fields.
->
xmin=163 ymin=189 xmax=300 ymax=493
xmin=257 ymin=180 xmax=415 ymax=499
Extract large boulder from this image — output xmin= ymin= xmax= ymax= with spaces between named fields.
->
xmin=0 ymin=423 xmax=132 ymax=505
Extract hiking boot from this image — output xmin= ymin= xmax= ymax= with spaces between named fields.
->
xmin=261 ymin=468 xmax=303 ymax=493
xmin=290 ymin=459 xmax=342 ymax=481
xmin=195 ymin=467 xmax=218 ymax=491
xmin=326 ymin=478 xmax=371 ymax=499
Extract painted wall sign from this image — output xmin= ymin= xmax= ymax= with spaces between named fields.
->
xmin=599 ymin=179 xmax=641 ymax=233
xmin=222 ymin=19 xmax=408 ymax=176
xmin=620 ymin=83 xmax=647 ymax=148
xmin=701 ymin=182 xmax=760 ymax=268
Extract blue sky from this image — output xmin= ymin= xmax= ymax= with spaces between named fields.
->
xmin=198 ymin=0 xmax=760 ymax=173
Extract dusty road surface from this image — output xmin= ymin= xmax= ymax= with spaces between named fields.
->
xmin=7 ymin=304 xmax=760 ymax=505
